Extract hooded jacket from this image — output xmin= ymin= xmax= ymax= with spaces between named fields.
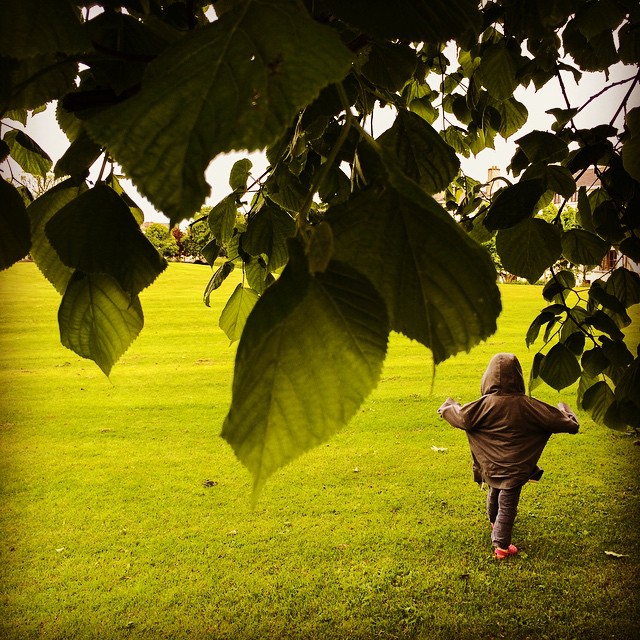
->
xmin=438 ymin=353 xmax=579 ymax=489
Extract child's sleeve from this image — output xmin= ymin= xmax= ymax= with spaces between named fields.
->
xmin=437 ymin=397 xmax=469 ymax=430
xmin=548 ymin=402 xmax=580 ymax=434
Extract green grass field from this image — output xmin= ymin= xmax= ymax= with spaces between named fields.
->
xmin=1 ymin=262 xmax=638 ymax=640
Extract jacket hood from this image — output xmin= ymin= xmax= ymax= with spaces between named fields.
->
xmin=480 ymin=353 xmax=525 ymax=395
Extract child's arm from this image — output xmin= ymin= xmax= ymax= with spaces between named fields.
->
xmin=550 ymin=401 xmax=579 ymax=434
xmin=437 ymin=397 xmax=469 ymax=430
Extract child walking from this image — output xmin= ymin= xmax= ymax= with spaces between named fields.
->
xmin=437 ymin=353 xmax=579 ymax=559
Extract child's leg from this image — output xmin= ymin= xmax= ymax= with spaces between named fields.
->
xmin=491 ymin=486 xmax=522 ymax=549
xmin=486 ymin=486 xmax=500 ymax=525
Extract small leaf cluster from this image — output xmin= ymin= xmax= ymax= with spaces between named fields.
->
xmin=1 ymin=0 xmax=639 ymax=490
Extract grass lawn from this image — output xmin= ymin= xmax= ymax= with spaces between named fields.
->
xmin=1 ymin=261 xmax=639 ymax=640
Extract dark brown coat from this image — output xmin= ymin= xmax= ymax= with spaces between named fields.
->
xmin=438 ymin=353 xmax=579 ymax=489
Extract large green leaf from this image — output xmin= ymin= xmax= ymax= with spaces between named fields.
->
xmin=360 ymin=42 xmax=418 ymax=92
xmin=540 ymin=343 xmax=581 ymax=391
xmin=516 ymin=130 xmax=569 ymax=164
xmin=58 ymin=271 xmax=144 ymax=376
xmin=2 ymin=54 xmax=79 ymax=112
xmin=219 ymin=283 xmax=260 ymax=344
xmin=27 ymin=180 xmax=83 ymax=293
xmin=4 ymin=130 xmax=52 ymax=178
xmin=378 ymin=110 xmax=460 ymax=195
xmin=561 ymin=228 xmax=609 ymax=266
xmin=222 ymin=242 xmax=389 ymax=494
xmin=321 ymin=0 xmax=481 ymax=42
xmin=478 ymin=42 xmax=519 ymax=101
xmin=0 ymin=179 xmax=31 ymax=271
xmin=496 ymin=218 xmax=562 ymax=283
xmin=85 ymin=0 xmax=353 ymax=223
xmin=208 ymin=196 xmax=238 ymax=245
xmin=328 ymin=168 xmax=501 ymax=364
xmin=621 ymin=107 xmax=640 ymax=181
xmin=229 ymin=159 xmax=253 ymax=192
xmin=483 ymin=179 xmax=547 ymax=230
xmin=581 ymin=380 xmax=615 ymax=425
xmin=0 ymin=0 xmax=90 ymax=59
xmin=46 ymin=185 xmax=167 ymax=296
xmin=242 ymin=205 xmax=296 ymax=271
xmin=604 ymin=268 xmax=640 ymax=309
xmin=54 ymin=130 xmax=103 ymax=181
xmin=496 ymin=97 xmax=528 ymax=139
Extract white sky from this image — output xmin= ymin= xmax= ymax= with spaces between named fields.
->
xmin=4 ymin=57 xmax=638 ymax=224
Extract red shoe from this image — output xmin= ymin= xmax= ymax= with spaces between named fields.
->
xmin=494 ymin=545 xmax=518 ymax=559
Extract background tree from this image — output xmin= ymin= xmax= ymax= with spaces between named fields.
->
xmin=1 ymin=0 xmax=639 ymax=492
xmin=181 ymin=208 xmax=215 ymax=261
xmin=144 ymin=222 xmax=179 ymax=259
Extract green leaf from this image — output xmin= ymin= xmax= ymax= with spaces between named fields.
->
xmin=58 ymin=271 xmax=144 ymax=376
xmin=516 ymin=130 xmax=569 ymax=164
xmin=543 ymin=270 xmax=576 ymax=302
xmin=320 ymin=0 xmax=481 ymax=43
xmin=328 ymin=164 xmax=501 ymax=364
xmin=545 ymin=165 xmax=576 ymax=199
xmin=581 ymin=380 xmax=615 ymax=425
xmin=27 ymin=179 xmax=83 ymax=293
xmin=208 ymin=196 xmax=238 ymax=245
xmin=264 ymin=167 xmax=308 ymax=214
xmin=539 ymin=343 xmax=581 ymax=391
xmin=577 ymin=186 xmax=594 ymax=232
xmin=201 ymin=239 xmax=221 ymax=266
xmin=85 ymin=0 xmax=353 ymax=223
xmin=484 ymin=179 xmax=547 ymax=230
xmin=229 ymin=159 xmax=253 ymax=192
xmin=621 ymin=133 xmax=640 ymax=183
xmin=496 ymin=218 xmax=562 ymax=283
xmin=526 ymin=311 xmax=556 ymax=348
xmin=221 ymin=242 xmax=389 ymax=494
xmin=582 ymin=347 xmax=610 ymax=377
xmin=46 ymin=185 xmax=167 ymax=296
xmin=604 ymin=268 xmax=640 ymax=308
xmin=616 ymin=357 xmax=640 ymax=410
xmin=4 ymin=130 xmax=52 ymax=178
xmin=478 ymin=42 xmax=519 ymax=101
xmin=586 ymin=310 xmax=624 ymax=341
xmin=0 ymin=0 xmax=90 ymax=59
xmin=54 ymin=130 xmax=102 ymax=181
xmin=360 ymin=42 xmax=418 ymax=92
xmin=589 ymin=280 xmax=629 ymax=318
xmin=219 ymin=283 xmax=260 ymax=343
xmin=244 ymin=256 xmax=274 ymax=295
xmin=242 ymin=205 xmax=296 ymax=272
xmin=106 ymin=174 xmax=144 ymax=226
xmin=0 ymin=179 xmax=31 ymax=271
xmin=1 ymin=54 xmax=78 ymax=112
xmin=378 ymin=110 xmax=460 ymax=195
xmin=528 ymin=351 xmax=544 ymax=394
xmin=563 ymin=331 xmax=586 ymax=357
xmin=620 ymin=236 xmax=640 ymax=264
xmin=619 ymin=21 xmax=640 ymax=65
xmin=574 ymin=0 xmax=625 ymax=40
xmin=496 ymin=97 xmax=528 ymax=139
xmin=85 ymin=10 xmax=166 ymax=96
xmin=563 ymin=19 xmax=619 ymax=72
xmin=561 ymin=229 xmax=609 ymax=266
xmin=600 ymin=336 xmax=634 ymax=367
xmin=204 ymin=261 xmax=236 ymax=306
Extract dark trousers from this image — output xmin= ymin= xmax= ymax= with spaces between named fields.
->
xmin=487 ymin=485 xmax=522 ymax=549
